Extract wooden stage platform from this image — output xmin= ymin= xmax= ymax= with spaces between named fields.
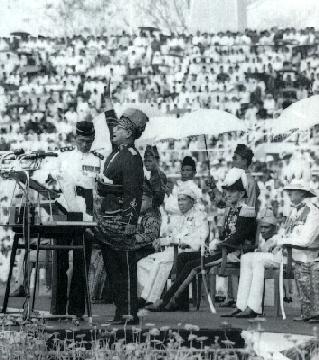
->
xmin=0 ymin=295 xmax=316 ymax=337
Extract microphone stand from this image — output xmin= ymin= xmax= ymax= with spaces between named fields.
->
xmin=0 ymin=153 xmax=42 ymax=321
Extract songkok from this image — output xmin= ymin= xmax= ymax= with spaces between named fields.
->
xmin=144 ymin=144 xmax=160 ymax=160
xmin=222 ymin=168 xmax=248 ymax=197
xmin=117 ymin=108 xmax=149 ymax=139
xmin=258 ymin=208 xmax=277 ymax=226
xmin=177 ymin=183 xmax=198 ymax=202
xmin=76 ymin=121 xmax=95 ymax=138
xmin=284 ymin=179 xmax=317 ymax=198
xmin=234 ymin=144 xmax=254 ymax=164
xmin=181 ymin=156 xmax=196 ymax=172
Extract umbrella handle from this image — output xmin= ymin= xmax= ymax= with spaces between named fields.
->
xmin=203 ymin=134 xmax=214 ymax=184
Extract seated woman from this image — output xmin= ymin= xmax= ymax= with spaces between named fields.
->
xmin=147 ymin=168 xmax=257 ymax=312
xmin=137 ymin=183 xmax=209 ymax=306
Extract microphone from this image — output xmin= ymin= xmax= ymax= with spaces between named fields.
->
xmin=22 ymin=151 xmax=58 ymax=160
xmin=13 ymin=149 xmax=25 ymax=156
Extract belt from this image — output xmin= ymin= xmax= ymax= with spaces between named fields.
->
xmin=96 ymin=180 xmax=123 ymax=196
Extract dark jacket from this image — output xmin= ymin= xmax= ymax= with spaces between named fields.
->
xmin=219 ymin=205 xmax=257 ymax=252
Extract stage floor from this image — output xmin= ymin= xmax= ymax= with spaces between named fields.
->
xmin=0 ymin=295 xmax=316 ymax=337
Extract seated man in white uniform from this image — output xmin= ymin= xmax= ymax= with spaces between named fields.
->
xmin=227 ymin=179 xmax=319 ymax=319
xmin=137 ymin=182 xmax=209 ymax=306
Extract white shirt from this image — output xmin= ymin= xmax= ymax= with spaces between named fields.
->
xmin=164 ymin=180 xmax=203 ymax=215
xmin=164 ymin=207 xmax=209 ymax=252
xmin=275 ymin=201 xmax=319 ymax=263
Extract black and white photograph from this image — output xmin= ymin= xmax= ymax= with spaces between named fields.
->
xmin=0 ymin=0 xmax=318 ymax=358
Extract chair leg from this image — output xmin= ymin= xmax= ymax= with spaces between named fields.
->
xmin=2 ymin=234 xmax=19 ymax=313
xmin=196 ymin=274 xmax=202 ymax=310
xmin=31 ymin=234 xmax=41 ymax=312
xmin=210 ymin=274 xmax=216 ymax=302
xmin=274 ymin=275 xmax=280 ymax=318
xmin=82 ymin=234 xmax=92 ymax=321
xmin=192 ymin=277 xmax=197 ymax=307
xmin=261 ymin=279 xmax=266 ymax=316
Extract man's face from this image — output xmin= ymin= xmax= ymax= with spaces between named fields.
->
xmin=178 ymin=195 xmax=194 ymax=214
xmin=144 ymin=156 xmax=156 ymax=172
xmin=260 ymin=223 xmax=276 ymax=240
xmin=287 ymin=190 xmax=306 ymax=206
xmin=232 ymin=153 xmax=247 ymax=170
xmin=75 ymin=136 xmax=93 ymax=153
xmin=165 ymin=180 xmax=174 ymax=196
xmin=224 ymin=189 xmax=244 ymax=206
xmin=181 ymin=165 xmax=195 ymax=182
xmin=112 ymin=125 xmax=131 ymax=145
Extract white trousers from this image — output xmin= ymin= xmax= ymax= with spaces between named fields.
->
xmin=137 ymin=248 xmax=174 ymax=304
xmin=236 ymin=252 xmax=280 ymax=314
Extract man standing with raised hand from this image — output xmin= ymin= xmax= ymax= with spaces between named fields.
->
xmin=93 ymin=90 xmax=148 ymax=324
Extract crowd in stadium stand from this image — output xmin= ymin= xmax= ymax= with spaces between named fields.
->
xmin=0 ymin=27 xmax=318 ymax=288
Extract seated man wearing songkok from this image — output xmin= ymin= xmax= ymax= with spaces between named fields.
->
xmin=164 ymin=156 xmax=202 ymax=215
xmin=147 ymin=168 xmax=256 ymax=312
xmin=228 ymin=180 xmax=319 ymax=320
xmin=137 ymin=183 xmax=209 ymax=307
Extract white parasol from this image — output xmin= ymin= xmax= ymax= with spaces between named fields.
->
xmin=138 ymin=109 xmax=246 ymax=144
xmin=265 ymin=95 xmax=319 ymax=135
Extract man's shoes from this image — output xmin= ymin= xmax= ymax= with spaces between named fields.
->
xmin=220 ymin=308 xmax=242 ymax=317
xmin=236 ymin=308 xmax=258 ymax=318
xmin=293 ymin=316 xmax=306 ymax=322
xmin=145 ymin=300 xmax=164 ymax=312
xmin=137 ymin=297 xmax=152 ymax=309
xmin=215 ymin=296 xmax=226 ymax=303
xmin=308 ymin=316 xmax=319 ymax=323
xmin=145 ymin=305 xmax=164 ymax=312
xmin=302 ymin=315 xmax=319 ymax=323
xmin=219 ymin=299 xmax=236 ymax=308
xmin=10 ymin=285 xmax=26 ymax=297
xmin=283 ymin=296 xmax=292 ymax=303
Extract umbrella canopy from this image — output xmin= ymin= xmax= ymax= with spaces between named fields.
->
xmin=10 ymin=31 xmax=30 ymax=38
xmin=179 ymin=109 xmax=246 ymax=138
xmin=137 ymin=109 xmax=246 ymax=145
xmin=266 ymin=95 xmax=319 ymax=135
xmin=114 ymin=103 xmax=164 ymax=119
xmin=138 ymin=26 xmax=160 ymax=32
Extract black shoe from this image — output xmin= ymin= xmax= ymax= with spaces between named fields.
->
xmin=145 ymin=305 xmax=165 ymax=312
xmin=303 ymin=314 xmax=319 ymax=322
xmin=10 ymin=285 xmax=26 ymax=297
xmin=236 ymin=308 xmax=258 ymax=318
xmin=219 ymin=299 xmax=236 ymax=308
xmin=138 ymin=297 xmax=147 ymax=309
xmin=283 ymin=296 xmax=292 ymax=303
xmin=308 ymin=316 xmax=319 ymax=323
xmin=220 ymin=308 xmax=242 ymax=317
xmin=215 ymin=296 xmax=226 ymax=303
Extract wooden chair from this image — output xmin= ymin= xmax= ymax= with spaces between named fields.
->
xmin=263 ymin=244 xmax=319 ymax=317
